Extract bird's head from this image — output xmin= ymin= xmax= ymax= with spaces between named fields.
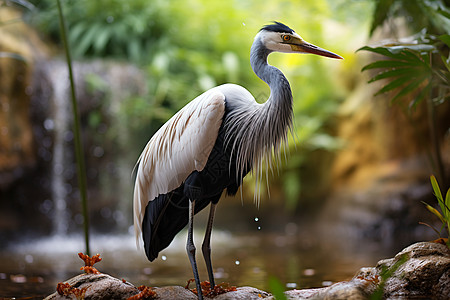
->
xmin=257 ymin=21 xmax=342 ymax=59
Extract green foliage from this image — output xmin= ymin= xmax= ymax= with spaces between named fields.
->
xmin=268 ymin=276 xmax=288 ymax=300
xmin=423 ymin=175 xmax=450 ymax=246
xmin=361 ymin=0 xmax=450 ymax=110
xmin=28 ymin=0 xmax=170 ymax=62
xmin=370 ymin=254 xmax=408 ymax=299
xmin=358 ymin=35 xmax=450 ymax=109
xmin=369 ymin=0 xmax=450 ymax=36
xmin=360 ymin=0 xmax=450 ymax=188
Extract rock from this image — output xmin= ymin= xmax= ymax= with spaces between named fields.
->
xmin=45 ymin=242 xmax=449 ymax=300
xmin=0 ymin=6 xmax=49 ymax=189
xmin=153 ymin=286 xmax=270 ymax=300
xmin=373 ymin=241 xmax=450 ymax=299
xmin=45 ymin=274 xmax=270 ymax=300
xmin=44 ymin=273 xmax=139 ymax=300
xmin=152 ymin=286 xmax=198 ymax=299
xmin=213 ymin=286 xmax=271 ymax=299
xmin=280 ymin=241 xmax=450 ymax=300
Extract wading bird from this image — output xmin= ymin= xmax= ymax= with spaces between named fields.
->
xmin=134 ymin=22 xmax=342 ymax=299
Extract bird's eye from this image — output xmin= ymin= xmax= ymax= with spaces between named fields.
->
xmin=282 ymin=35 xmax=291 ymax=42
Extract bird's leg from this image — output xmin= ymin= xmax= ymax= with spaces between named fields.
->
xmin=202 ymin=203 xmax=216 ymax=290
xmin=187 ymin=199 xmax=203 ymax=300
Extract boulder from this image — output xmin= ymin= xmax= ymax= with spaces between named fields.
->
xmin=281 ymin=241 xmax=450 ymax=300
xmin=44 ymin=273 xmax=139 ymax=300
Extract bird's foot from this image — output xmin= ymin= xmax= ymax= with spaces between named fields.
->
xmin=185 ymin=279 xmax=237 ymax=298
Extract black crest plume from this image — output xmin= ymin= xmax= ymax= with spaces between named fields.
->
xmin=260 ymin=21 xmax=294 ymax=34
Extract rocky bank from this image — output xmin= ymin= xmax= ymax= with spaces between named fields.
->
xmin=45 ymin=241 xmax=450 ymax=300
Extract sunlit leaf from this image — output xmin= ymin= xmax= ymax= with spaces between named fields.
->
xmin=386 ymin=44 xmax=435 ymax=54
xmin=368 ymin=68 xmax=417 ymax=83
xmin=357 ymin=46 xmax=401 ymax=59
xmin=361 ymin=60 xmax=417 ymax=71
xmin=423 ymin=202 xmax=446 ymax=224
xmin=431 ymin=175 xmax=444 ymax=203
xmin=430 ymin=175 xmax=448 ymax=221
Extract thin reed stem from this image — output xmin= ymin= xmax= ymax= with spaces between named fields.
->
xmin=56 ymin=0 xmax=90 ymax=255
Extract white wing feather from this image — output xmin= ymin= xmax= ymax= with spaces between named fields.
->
xmin=133 ymin=89 xmax=225 ymax=246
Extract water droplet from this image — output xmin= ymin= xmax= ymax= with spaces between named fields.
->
xmin=254 ymin=217 xmax=259 ymax=222
xmin=44 ymin=119 xmax=54 ymax=131
xmin=322 ymin=281 xmax=333 ymax=287
xmin=10 ymin=274 xmax=27 ymax=283
xmin=93 ymin=146 xmax=104 ymax=158
xmin=257 ymin=226 xmax=261 ymax=230
xmin=286 ymin=282 xmax=297 ymax=289
xmin=303 ymin=269 xmax=315 ymax=276
xmin=25 ymin=255 xmax=33 ymax=264
xmin=143 ymin=267 xmax=152 ymax=275
xmin=235 ymin=260 xmax=240 ymax=265
xmin=162 ymin=255 xmax=167 ymax=261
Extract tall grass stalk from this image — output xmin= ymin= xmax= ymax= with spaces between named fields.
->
xmin=56 ymin=0 xmax=90 ymax=255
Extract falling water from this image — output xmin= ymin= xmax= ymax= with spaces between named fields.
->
xmin=48 ymin=61 xmax=71 ymax=236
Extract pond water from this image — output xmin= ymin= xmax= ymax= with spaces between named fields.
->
xmin=0 ymin=223 xmax=399 ymax=300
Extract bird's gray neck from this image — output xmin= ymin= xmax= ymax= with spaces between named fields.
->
xmin=250 ymin=39 xmax=293 ymax=107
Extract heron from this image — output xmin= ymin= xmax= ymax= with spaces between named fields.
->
xmin=133 ymin=22 xmax=342 ymax=299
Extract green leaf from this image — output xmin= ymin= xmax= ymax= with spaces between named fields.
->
xmin=441 ymin=55 xmax=450 ymax=72
xmin=93 ymin=28 xmax=112 ymax=54
xmin=369 ymin=0 xmax=394 ymax=36
xmin=423 ymin=202 xmax=446 ymax=224
xmin=410 ymin=82 xmax=431 ymax=109
xmin=391 ymin=75 xmax=428 ymax=103
xmin=74 ymin=22 xmax=103 ymax=57
xmin=387 ymin=44 xmax=435 ymax=54
xmin=357 ymin=46 xmax=402 ymax=59
xmin=430 ymin=175 xmax=447 ymax=219
xmin=361 ymin=60 xmax=417 ymax=71
xmin=431 ymin=175 xmax=444 ymax=202
xmin=375 ymin=75 xmax=411 ymax=95
xmin=268 ymin=277 xmax=287 ymax=300
xmin=446 ymin=188 xmax=450 ymax=222
xmin=368 ymin=68 xmax=418 ymax=83
xmin=439 ymin=35 xmax=450 ymax=48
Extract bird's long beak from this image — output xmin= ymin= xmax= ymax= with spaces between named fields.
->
xmin=290 ymin=38 xmax=343 ymax=59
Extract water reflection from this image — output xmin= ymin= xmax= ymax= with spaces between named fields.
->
xmin=0 ymin=227 xmax=396 ymax=299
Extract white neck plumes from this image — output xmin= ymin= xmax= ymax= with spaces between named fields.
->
xmin=223 ymin=33 xmax=294 ymax=206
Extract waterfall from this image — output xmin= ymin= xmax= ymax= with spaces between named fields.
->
xmin=43 ymin=59 xmax=147 ymax=235
xmin=48 ymin=60 xmax=71 ymax=236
